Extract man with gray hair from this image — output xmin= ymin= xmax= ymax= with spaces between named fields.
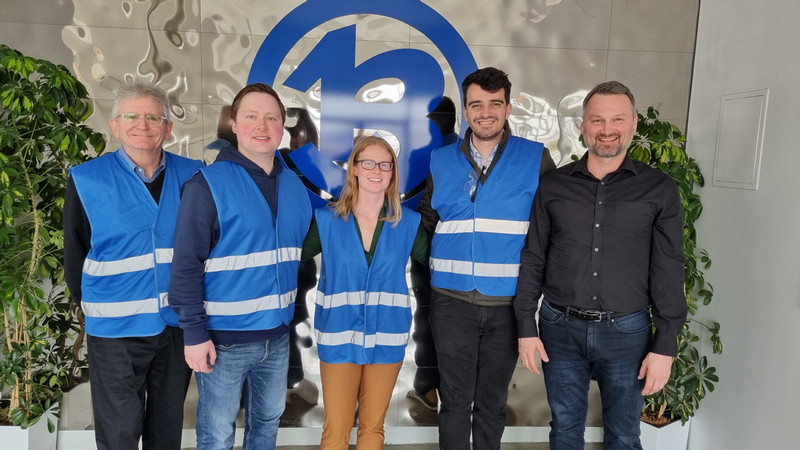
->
xmin=64 ymin=81 xmax=203 ymax=450
xmin=515 ymin=81 xmax=688 ymax=449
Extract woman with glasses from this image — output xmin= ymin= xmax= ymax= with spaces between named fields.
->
xmin=302 ymin=135 xmax=428 ymax=449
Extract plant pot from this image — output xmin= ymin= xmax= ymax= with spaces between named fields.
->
xmin=60 ymin=381 xmax=93 ymax=430
xmin=640 ymin=417 xmax=691 ymax=450
xmin=0 ymin=413 xmax=58 ymax=450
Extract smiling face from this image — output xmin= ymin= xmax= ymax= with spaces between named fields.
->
xmin=463 ymin=83 xmax=512 ymax=145
xmin=580 ymin=93 xmax=637 ymax=160
xmin=353 ymin=144 xmax=395 ymax=196
xmin=231 ymin=91 xmax=285 ymax=163
xmin=109 ymin=95 xmax=172 ymax=156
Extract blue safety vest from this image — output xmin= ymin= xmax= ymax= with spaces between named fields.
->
xmin=314 ymin=206 xmax=420 ymax=364
xmin=70 ymin=150 xmax=202 ymax=337
xmin=201 ymin=161 xmax=311 ymax=331
xmin=429 ymin=137 xmax=543 ymax=296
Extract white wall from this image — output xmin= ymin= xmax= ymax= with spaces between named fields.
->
xmin=687 ymin=1 xmax=800 ymax=448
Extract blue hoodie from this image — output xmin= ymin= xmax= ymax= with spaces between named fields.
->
xmin=169 ymin=145 xmax=311 ymax=346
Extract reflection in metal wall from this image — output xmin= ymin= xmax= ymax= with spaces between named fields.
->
xmin=22 ymin=0 xmax=699 ymax=435
xmin=59 ymin=0 xmax=698 ymax=167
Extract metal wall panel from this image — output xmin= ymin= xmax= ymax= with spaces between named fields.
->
xmin=1 ymin=0 xmax=698 ymax=163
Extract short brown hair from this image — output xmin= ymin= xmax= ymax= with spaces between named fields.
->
xmin=582 ymin=81 xmax=636 ymax=118
xmin=230 ymin=83 xmax=286 ymax=123
xmin=461 ymin=67 xmax=512 ymax=106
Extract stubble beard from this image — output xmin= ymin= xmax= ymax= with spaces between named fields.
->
xmin=471 ymin=118 xmax=505 ymax=142
xmin=589 ymin=143 xmax=624 ymax=159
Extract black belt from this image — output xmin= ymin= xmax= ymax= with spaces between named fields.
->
xmin=549 ymin=303 xmax=615 ymax=322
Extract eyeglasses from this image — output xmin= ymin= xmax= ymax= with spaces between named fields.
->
xmin=356 ymin=159 xmax=394 ymax=172
xmin=116 ymin=113 xmax=169 ymax=126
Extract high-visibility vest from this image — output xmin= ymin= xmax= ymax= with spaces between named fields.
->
xmin=314 ymin=206 xmax=420 ymax=364
xmin=71 ymin=150 xmax=202 ymax=337
xmin=429 ymin=137 xmax=543 ymax=296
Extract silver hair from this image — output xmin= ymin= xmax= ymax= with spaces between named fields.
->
xmin=110 ymin=81 xmax=171 ymax=122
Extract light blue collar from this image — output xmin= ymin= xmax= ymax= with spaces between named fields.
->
xmin=117 ymin=147 xmax=166 ymax=183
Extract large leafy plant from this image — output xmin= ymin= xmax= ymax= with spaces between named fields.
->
xmin=629 ymin=107 xmax=723 ymax=426
xmin=0 ymin=44 xmax=103 ymax=429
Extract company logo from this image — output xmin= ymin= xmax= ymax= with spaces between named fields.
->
xmin=249 ymin=0 xmax=477 ymax=206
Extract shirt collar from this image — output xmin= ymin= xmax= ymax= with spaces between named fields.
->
xmin=117 ymin=147 xmax=166 ymax=183
xmin=570 ymin=152 xmax=639 ymax=178
xmin=468 ymin=130 xmax=503 ymax=168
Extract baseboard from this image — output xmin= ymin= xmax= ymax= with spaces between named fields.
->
xmin=57 ymin=427 xmax=604 ymax=449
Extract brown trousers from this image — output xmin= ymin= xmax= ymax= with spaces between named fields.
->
xmin=319 ymin=361 xmax=403 ymax=449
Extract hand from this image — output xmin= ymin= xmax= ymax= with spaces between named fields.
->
xmin=518 ymin=337 xmax=549 ymax=375
xmin=185 ymin=340 xmax=216 ymax=373
xmin=638 ymin=352 xmax=673 ymax=395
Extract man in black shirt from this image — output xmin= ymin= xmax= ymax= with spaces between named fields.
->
xmin=515 ymin=81 xmax=687 ymax=450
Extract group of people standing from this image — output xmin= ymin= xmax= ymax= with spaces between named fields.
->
xmin=63 ymin=66 xmax=687 ymax=450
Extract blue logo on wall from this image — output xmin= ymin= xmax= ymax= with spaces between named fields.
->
xmin=249 ymin=0 xmax=477 ymax=207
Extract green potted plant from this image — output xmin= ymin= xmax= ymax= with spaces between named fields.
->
xmin=38 ymin=286 xmax=90 ymax=430
xmin=0 ymin=44 xmax=103 ymax=442
xmin=628 ymin=107 xmax=723 ymax=448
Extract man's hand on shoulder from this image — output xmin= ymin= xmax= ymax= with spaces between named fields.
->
xmin=185 ymin=340 xmax=216 ymax=373
xmin=518 ymin=337 xmax=549 ymax=375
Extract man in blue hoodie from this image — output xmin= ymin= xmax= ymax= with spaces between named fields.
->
xmin=169 ymin=83 xmax=312 ymax=449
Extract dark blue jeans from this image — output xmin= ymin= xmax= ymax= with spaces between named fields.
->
xmin=430 ymin=291 xmax=518 ymax=450
xmin=539 ymin=299 xmax=652 ymax=450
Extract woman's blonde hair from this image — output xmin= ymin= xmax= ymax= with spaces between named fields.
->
xmin=332 ymin=135 xmax=402 ymax=225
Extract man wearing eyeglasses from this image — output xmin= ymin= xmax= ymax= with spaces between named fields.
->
xmin=64 ymin=81 xmax=203 ymax=450
xmin=417 ymin=67 xmax=555 ymax=449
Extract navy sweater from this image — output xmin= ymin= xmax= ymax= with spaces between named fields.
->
xmin=169 ymin=145 xmax=288 ymax=346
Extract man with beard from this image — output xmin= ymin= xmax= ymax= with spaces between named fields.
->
xmin=417 ymin=67 xmax=555 ymax=449
xmin=515 ymin=81 xmax=688 ymax=450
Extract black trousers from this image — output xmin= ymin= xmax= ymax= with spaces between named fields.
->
xmin=87 ymin=326 xmax=192 ymax=450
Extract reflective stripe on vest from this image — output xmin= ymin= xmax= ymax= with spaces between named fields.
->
xmin=82 ymin=253 xmax=154 ymax=276
xmin=205 ymin=289 xmax=297 ymax=316
xmin=315 ymin=329 xmax=409 ymax=348
xmin=429 ymin=257 xmax=521 ymax=278
xmin=81 ymin=297 xmax=158 ymax=317
xmin=205 ymin=247 xmax=301 ymax=272
xmin=83 ymin=246 xmax=172 ymax=276
xmin=435 ymin=218 xmax=530 ymax=235
xmin=314 ymin=290 xmax=411 ymax=309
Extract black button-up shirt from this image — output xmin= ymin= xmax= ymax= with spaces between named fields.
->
xmin=515 ymin=153 xmax=687 ymax=356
